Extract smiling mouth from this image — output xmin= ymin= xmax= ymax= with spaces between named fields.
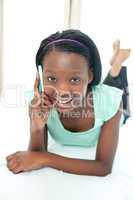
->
xmin=57 ymin=97 xmax=73 ymax=104
xmin=56 ymin=98 xmax=73 ymax=110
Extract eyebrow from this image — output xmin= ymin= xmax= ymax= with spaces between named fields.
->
xmin=45 ymin=70 xmax=83 ymax=74
xmin=45 ymin=70 xmax=55 ymax=73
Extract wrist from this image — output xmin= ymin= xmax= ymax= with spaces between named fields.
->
xmin=41 ymin=152 xmax=51 ymax=167
xmin=30 ymin=126 xmax=43 ymax=133
xmin=30 ymin=122 xmax=46 ymax=133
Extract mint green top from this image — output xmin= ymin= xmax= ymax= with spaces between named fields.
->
xmin=47 ymin=84 xmax=123 ymax=147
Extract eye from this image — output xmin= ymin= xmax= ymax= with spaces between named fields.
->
xmin=47 ymin=76 xmax=57 ymax=82
xmin=70 ymin=77 xmax=81 ymax=84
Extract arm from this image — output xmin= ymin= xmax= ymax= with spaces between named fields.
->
xmin=28 ymin=124 xmax=48 ymax=152
xmin=7 ymin=105 xmax=121 ymax=176
xmin=6 ymin=108 xmax=122 ymax=175
xmin=27 ymin=72 xmax=50 ymax=152
xmin=43 ymin=109 xmax=122 ymax=176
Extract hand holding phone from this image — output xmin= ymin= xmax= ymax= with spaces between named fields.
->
xmin=29 ymin=68 xmax=57 ymax=131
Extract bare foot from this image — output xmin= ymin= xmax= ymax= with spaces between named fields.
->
xmin=110 ymin=40 xmax=131 ymax=77
xmin=110 ymin=40 xmax=120 ymax=66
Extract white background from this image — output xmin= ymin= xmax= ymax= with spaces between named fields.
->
xmin=0 ymin=1 xmax=133 ymax=199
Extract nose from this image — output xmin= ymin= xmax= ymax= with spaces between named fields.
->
xmin=57 ymin=90 xmax=72 ymax=103
xmin=58 ymin=90 xmax=72 ymax=100
xmin=56 ymin=82 xmax=73 ymax=103
xmin=57 ymin=83 xmax=70 ymax=96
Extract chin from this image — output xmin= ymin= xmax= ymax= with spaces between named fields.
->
xmin=56 ymin=103 xmax=75 ymax=113
xmin=56 ymin=107 xmax=73 ymax=113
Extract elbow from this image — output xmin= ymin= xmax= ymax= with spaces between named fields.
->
xmin=86 ymin=161 xmax=112 ymax=177
xmin=100 ymin=168 xmax=112 ymax=177
xmin=93 ymin=160 xmax=112 ymax=177
xmin=99 ymin=163 xmax=112 ymax=177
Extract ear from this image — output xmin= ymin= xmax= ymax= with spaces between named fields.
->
xmin=88 ymin=67 xmax=93 ymax=84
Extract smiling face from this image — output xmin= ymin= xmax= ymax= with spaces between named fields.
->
xmin=42 ymin=50 xmax=93 ymax=113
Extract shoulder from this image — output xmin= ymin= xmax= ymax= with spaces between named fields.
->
xmin=93 ymin=83 xmax=123 ymax=97
xmin=93 ymin=83 xmax=123 ymax=122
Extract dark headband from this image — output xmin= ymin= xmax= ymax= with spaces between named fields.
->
xmin=37 ymin=38 xmax=91 ymax=69
xmin=41 ymin=38 xmax=89 ymax=53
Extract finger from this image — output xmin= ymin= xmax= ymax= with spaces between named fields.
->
xmin=43 ymin=92 xmax=53 ymax=102
xmin=8 ymin=160 xmax=20 ymax=171
xmin=6 ymin=155 xmax=13 ymax=161
xmin=7 ymin=160 xmax=14 ymax=169
xmin=43 ymin=92 xmax=57 ymax=105
xmin=12 ymin=165 xmax=23 ymax=174
xmin=30 ymin=96 xmax=41 ymax=108
xmin=6 ymin=153 xmax=16 ymax=161
xmin=42 ymin=102 xmax=54 ymax=110
xmin=44 ymin=86 xmax=58 ymax=100
xmin=41 ymin=94 xmax=56 ymax=106
xmin=30 ymin=96 xmax=54 ymax=113
xmin=42 ymin=91 xmax=56 ymax=105
xmin=41 ymin=92 xmax=53 ymax=102
xmin=7 ymin=155 xmax=19 ymax=166
xmin=41 ymin=96 xmax=53 ymax=105
xmin=11 ymin=163 xmax=20 ymax=172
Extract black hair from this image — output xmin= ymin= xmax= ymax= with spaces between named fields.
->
xmin=36 ymin=29 xmax=102 ymax=86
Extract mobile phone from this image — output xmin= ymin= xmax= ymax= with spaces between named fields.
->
xmin=38 ymin=65 xmax=44 ymax=93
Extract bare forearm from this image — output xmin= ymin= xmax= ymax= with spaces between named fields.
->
xmin=28 ymin=124 xmax=48 ymax=152
xmin=44 ymin=152 xmax=111 ymax=176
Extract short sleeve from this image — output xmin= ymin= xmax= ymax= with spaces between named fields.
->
xmin=96 ymin=84 xmax=123 ymax=122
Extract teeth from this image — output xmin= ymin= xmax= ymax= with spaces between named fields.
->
xmin=58 ymin=98 xmax=72 ymax=104
xmin=58 ymin=100 xmax=69 ymax=104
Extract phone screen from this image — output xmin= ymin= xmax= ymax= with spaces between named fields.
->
xmin=38 ymin=80 xmax=42 ymax=93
